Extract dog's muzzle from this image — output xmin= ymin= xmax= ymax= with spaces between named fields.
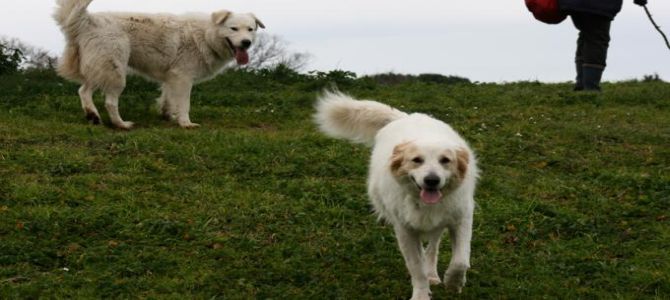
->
xmin=226 ymin=38 xmax=250 ymax=65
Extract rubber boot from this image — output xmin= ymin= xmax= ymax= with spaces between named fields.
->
xmin=582 ymin=65 xmax=604 ymax=91
xmin=574 ymin=62 xmax=584 ymax=91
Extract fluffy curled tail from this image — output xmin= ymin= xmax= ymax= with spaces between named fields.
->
xmin=314 ymin=91 xmax=408 ymax=145
xmin=54 ymin=0 xmax=93 ymax=37
xmin=54 ymin=0 xmax=93 ymax=83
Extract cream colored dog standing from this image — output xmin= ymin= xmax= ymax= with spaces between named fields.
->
xmin=54 ymin=0 xmax=265 ymax=129
xmin=315 ymin=92 xmax=479 ymax=300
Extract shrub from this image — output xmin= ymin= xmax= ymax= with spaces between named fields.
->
xmin=0 ymin=43 xmax=24 ymax=75
xmin=363 ymin=72 xmax=471 ymax=86
xmin=642 ymin=73 xmax=663 ymax=82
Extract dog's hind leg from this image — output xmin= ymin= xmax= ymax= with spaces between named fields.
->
xmin=100 ymin=64 xmax=133 ymax=130
xmin=79 ymin=35 xmax=133 ymax=130
xmin=78 ymin=84 xmax=101 ymax=124
xmin=424 ymin=228 xmax=445 ymax=285
xmin=104 ymin=88 xmax=133 ymax=130
xmin=99 ymin=57 xmax=132 ymax=129
xmin=444 ymin=216 xmax=472 ymax=293
xmin=394 ymin=225 xmax=431 ymax=300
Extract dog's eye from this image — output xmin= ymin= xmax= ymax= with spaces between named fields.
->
xmin=248 ymin=27 xmax=254 ymax=32
xmin=412 ymin=157 xmax=424 ymax=164
xmin=440 ymin=157 xmax=451 ymax=164
xmin=230 ymin=27 xmax=239 ymax=31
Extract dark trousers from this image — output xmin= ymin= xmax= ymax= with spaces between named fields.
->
xmin=571 ymin=12 xmax=612 ymax=68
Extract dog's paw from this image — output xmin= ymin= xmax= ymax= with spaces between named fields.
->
xmin=444 ymin=265 xmax=468 ymax=293
xmin=427 ymin=274 xmax=442 ymax=285
xmin=115 ymin=121 xmax=135 ymax=130
xmin=179 ymin=122 xmax=201 ymax=129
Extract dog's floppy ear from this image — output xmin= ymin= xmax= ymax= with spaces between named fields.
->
xmin=251 ymin=13 xmax=266 ymax=29
xmin=212 ymin=10 xmax=232 ymax=25
xmin=456 ymin=148 xmax=470 ymax=179
xmin=390 ymin=142 xmax=411 ymax=176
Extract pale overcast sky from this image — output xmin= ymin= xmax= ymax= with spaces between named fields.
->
xmin=1 ymin=0 xmax=669 ymax=82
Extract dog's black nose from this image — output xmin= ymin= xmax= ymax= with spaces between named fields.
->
xmin=241 ymin=40 xmax=252 ymax=49
xmin=424 ymin=174 xmax=441 ymax=188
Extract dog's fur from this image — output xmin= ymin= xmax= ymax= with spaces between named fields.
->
xmin=315 ymin=92 xmax=478 ymax=300
xmin=54 ymin=0 xmax=264 ymax=129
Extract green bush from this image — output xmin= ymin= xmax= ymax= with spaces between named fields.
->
xmin=363 ymin=72 xmax=471 ymax=85
xmin=0 ymin=43 xmax=24 ymax=75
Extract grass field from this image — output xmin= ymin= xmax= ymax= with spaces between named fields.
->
xmin=1 ymin=69 xmax=669 ymax=299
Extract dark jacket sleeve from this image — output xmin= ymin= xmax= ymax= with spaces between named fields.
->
xmin=558 ymin=0 xmax=623 ymax=19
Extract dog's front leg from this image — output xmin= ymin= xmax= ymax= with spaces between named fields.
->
xmin=444 ymin=216 xmax=472 ymax=293
xmin=424 ymin=228 xmax=445 ymax=285
xmin=165 ymin=77 xmax=199 ymax=128
xmin=394 ymin=224 xmax=431 ymax=300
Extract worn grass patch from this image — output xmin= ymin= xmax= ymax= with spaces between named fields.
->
xmin=1 ymin=70 xmax=669 ymax=299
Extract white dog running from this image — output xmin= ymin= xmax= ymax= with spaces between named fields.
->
xmin=315 ymin=92 xmax=479 ymax=300
xmin=54 ymin=0 xmax=265 ymax=129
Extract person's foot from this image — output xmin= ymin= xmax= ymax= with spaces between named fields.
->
xmin=582 ymin=65 xmax=604 ymax=91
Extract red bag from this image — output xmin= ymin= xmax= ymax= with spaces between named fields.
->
xmin=525 ymin=0 xmax=568 ymax=24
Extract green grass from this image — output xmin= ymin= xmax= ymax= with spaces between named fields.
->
xmin=1 ymin=69 xmax=669 ymax=299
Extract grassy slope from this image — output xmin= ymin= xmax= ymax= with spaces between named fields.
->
xmin=0 ymin=70 xmax=668 ymax=299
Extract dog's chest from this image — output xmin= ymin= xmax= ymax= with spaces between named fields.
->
xmin=375 ymin=194 xmax=455 ymax=232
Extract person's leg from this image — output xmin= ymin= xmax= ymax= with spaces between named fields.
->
xmin=570 ymin=13 xmax=586 ymax=91
xmin=579 ymin=14 xmax=612 ymax=91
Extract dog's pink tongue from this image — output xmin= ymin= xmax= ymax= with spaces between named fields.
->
xmin=420 ymin=189 xmax=442 ymax=205
xmin=235 ymin=48 xmax=249 ymax=65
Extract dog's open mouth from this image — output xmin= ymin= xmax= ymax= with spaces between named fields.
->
xmin=420 ymin=188 xmax=442 ymax=205
xmin=227 ymin=38 xmax=249 ymax=65
xmin=411 ymin=177 xmax=443 ymax=205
